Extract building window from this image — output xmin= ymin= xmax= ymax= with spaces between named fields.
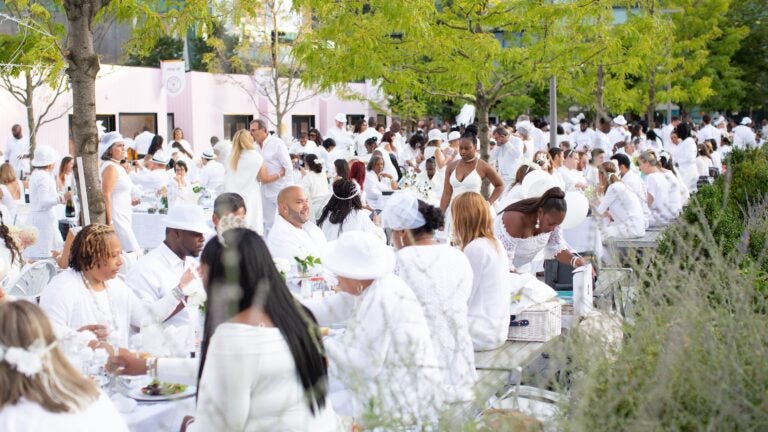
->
xmin=223 ymin=115 xmax=254 ymax=141
xmin=291 ymin=115 xmax=315 ymax=139
xmin=119 ymin=113 xmax=158 ymax=141
xmin=347 ymin=115 xmax=365 ymax=129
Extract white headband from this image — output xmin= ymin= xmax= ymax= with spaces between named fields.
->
xmin=332 ymin=183 xmax=361 ymax=201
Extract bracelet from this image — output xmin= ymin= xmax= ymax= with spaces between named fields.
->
xmin=172 ymin=286 xmax=185 ymax=301
xmin=146 ymin=357 xmax=158 ymax=378
xmin=570 ymin=256 xmax=579 ymax=267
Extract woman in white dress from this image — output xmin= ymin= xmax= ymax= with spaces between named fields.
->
xmin=224 ymin=129 xmax=285 ymax=235
xmin=595 ymin=162 xmax=646 ymax=239
xmin=452 ymin=192 xmax=511 ymax=351
xmin=381 ymin=193 xmax=476 ymax=403
xmin=638 ymin=151 xmax=675 ymax=226
xmin=363 ymin=154 xmax=398 ymax=212
xmin=26 ymin=145 xmax=68 ymax=259
xmin=670 ymin=123 xmax=699 ymax=191
xmin=696 ymin=143 xmax=715 ymax=177
xmin=317 ymin=179 xmax=384 ymax=242
xmin=0 ymin=301 xmax=128 ymax=432
xmin=39 ymin=224 xmax=182 ymax=348
xmin=99 ymin=132 xmax=140 ymax=253
xmin=0 ymin=163 xmax=23 ymax=224
xmin=183 ymin=227 xmax=340 ymax=432
xmin=300 ymin=154 xmax=330 ymax=223
xmin=305 ymin=231 xmax=444 ymax=426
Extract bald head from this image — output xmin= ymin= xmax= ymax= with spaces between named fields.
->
xmin=277 ymin=185 xmax=310 ymax=227
xmin=11 ymin=125 xmax=22 ymax=139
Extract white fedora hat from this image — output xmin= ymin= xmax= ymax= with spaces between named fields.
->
xmin=99 ymin=131 xmax=124 ymax=158
xmin=31 ymin=145 xmax=58 ymax=167
xmin=613 ymin=115 xmax=628 ymax=126
xmin=334 ymin=113 xmax=347 ymax=123
xmin=164 ymin=202 xmax=213 ymax=235
xmin=201 ymin=148 xmax=216 ymax=160
xmin=448 ymin=131 xmax=461 ymax=141
xmin=427 ymin=128 xmax=443 ymax=143
xmin=322 ymin=231 xmax=395 ymax=280
xmin=151 ymin=151 xmax=170 ymax=165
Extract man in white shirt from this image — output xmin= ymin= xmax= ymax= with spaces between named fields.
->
xmin=325 ymin=113 xmax=355 ymax=157
xmin=490 ymin=126 xmax=524 ymax=188
xmin=251 ymin=119 xmax=293 ymax=233
xmin=267 ymin=185 xmax=327 ymax=262
xmin=5 ymin=124 xmax=30 ymax=177
xmin=134 ymin=127 xmax=155 ymax=157
xmin=289 ymin=133 xmax=318 ymax=156
xmin=732 ymin=117 xmax=757 ymax=149
xmin=697 ymin=115 xmax=720 ymax=145
xmin=198 ymin=149 xmax=226 ymax=192
xmin=415 ymin=158 xmax=444 ymax=207
xmin=130 ymin=151 xmax=171 ymax=195
xmin=661 ymin=116 xmax=681 ymax=150
xmin=593 ymin=117 xmax=612 ymax=154
xmin=127 ymin=203 xmax=212 ymax=328
xmin=608 ymin=115 xmax=631 ymax=150
xmin=611 ymin=153 xmax=650 ymax=227
xmin=570 ymin=119 xmax=596 ymax=152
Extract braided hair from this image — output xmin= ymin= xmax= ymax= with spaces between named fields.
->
xmin=0 ymin=211 xmax=21 ymax=265
xmin=317 ymin=180 xmax=362 ymax=236
xmin=69 ymin=224 xmax=117 ymax=272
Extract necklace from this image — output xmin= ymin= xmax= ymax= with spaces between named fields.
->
xmin=81 ymin=273 xmax=119 ymax=337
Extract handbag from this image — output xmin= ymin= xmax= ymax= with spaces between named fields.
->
xmin=572 ymin=264 xmax=594 ymax=316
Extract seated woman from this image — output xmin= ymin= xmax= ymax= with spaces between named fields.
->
xmin=304 ymin=231 xmax=444 ymax=425
xmin=39 ymin=224 xmax=183 ymax=348
xmin=0 ymin=301 xmax=128 ymax=431
xmin=167 ymin=160 xmax=195 ymax=205
xmin=363 ymin=155 xmax=398 ymax=212
xmin=380 ymin=193 xmax=476 ymax=403
xmin=595 ymin=162 xmax=646 ymax=240
xmin=184 ymin=227 xmax=340 ymax=431
xmin=317 ymin=180 xmax=383 ymax=242
xmin=452 ymin=192 xmax=510 ymax=351
xmin=637 ymin=150 xmax=675 ymax=226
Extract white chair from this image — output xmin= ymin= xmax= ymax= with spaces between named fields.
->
xmin=6 ymin=259 xmax=58 ymax=302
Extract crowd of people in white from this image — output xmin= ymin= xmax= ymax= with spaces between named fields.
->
xmin=0 ymin=111 xmax=764 ymax=431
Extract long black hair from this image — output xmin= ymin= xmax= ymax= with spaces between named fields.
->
xmin=334 ymin=159 xmax=349 ymax=180
xmin=317 ymin=180 xmax=362 ymax=234
xmin=198 ymin=228 xmax=327 ymax=413
xmin=147 ymin=135 xmax=164 ymax=156
xmin=501 ymin=187 xmax=567 ymax=215
xmin=0 ymin=211 xmax=21 ymax=265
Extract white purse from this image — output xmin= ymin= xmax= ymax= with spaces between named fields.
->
xmin=572 ymin=264 xmax=594 ymax=317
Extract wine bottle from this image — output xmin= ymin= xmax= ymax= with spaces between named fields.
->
xmin=65 ymin=186 xmax=75 ymax=218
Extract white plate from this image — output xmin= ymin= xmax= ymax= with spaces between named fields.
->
xmin=127 ymin=385 xmax=196 ymax=402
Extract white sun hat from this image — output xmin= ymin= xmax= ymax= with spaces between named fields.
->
xmin=427 ymin=128 xmax=443 ymax=143
xmin=334 ymin=113 xmax=347 ymax=123
xmin=613 ymin=115 xmax=628 ymax=126
xmin=99 ymin=131 xmax=124 ymax=158
xmin=164 ymin=202 xmax=213 ymax=235
xmin=380 ymin=192 xmax=426 ymax=230
xmin=448 ymin=131 xmax=461 ymax=141
xmin=741 ymin=117 xmax=752 ymax=125
xmin=31 ymin=145 xmax=58 ymax=168
xmin=322 ymin=231 xmax=395 ymax=280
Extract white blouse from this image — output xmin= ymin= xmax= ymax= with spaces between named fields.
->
xmin=363 ymin=171 xmax=390 ymax=211
xmin=645 ymin=171 xmax=674 ymax=226
xmin=596 ymin=182 xmax=646 ymax=238
xmin=463 ymin=237 xmax=511 ymax=351
xmin=319 ymin=208 xmax=385 ymax=242
xmin=305 ymin=274 xmax=444 ymax=423
xmin=0 ymin=394 xmax=128 ymax=432
xmin=493 ymin=216 xmax=570 ymax=273
xmin=395 ymin=245 xmax=477 ymax=402
xmin=189 ymin=323 xmax=341 ymax=432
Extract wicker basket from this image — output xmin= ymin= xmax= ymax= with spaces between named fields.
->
xmin=508 ymin=300 xmax=563 ymax=342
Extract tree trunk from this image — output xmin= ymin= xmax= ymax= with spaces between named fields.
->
xmin=595 ymin=63 xmax=607 ymax=123
xmin=63 ymin=0 xmax=109 ymax=224
xmin=475 ymin=86 xmax=491 ymax=198
xmin=24 ymin=71 xmax=37 ymax=157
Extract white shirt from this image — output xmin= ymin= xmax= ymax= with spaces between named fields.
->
xmin=257 ymin=135 xmax=294 ymax=200
xmin=0 ymin=394 xmax=128 ymax=432
xmin=395 ymin=245 xmax=476 ymax=402
xmin=732 ymin=125 xmax=756 ymax=149
xmin=593 ymin=131 xmax=611 ymax=154
xmin=608 ymin=127 xmax=630 ymax=146
xmin=129 ymin=168 xmax=170 ymax=195
xmin=698 ymin=124 xmax=719 ymax=145
xmin=661 ymin=123 xmax=676 ymax=149
xmin=490 ymin=136 xmax=525 ymax=184
xmin=414 ymin=170 xmax=444 ymax=207
xmin=363 ymin=172 xmax=390 ymax=211
xmin=289 ymin=140 xmax=318 ymax=155
xmin=530 ymin=127 xmax=548 ymax=152
xmin=198 ymin=159 xmax=226 ymax=192
xmin=319 ymin=208 xmax=384 ymax=242
xmin=596 ymin=182 xmax=646 ymax=234
xmin=645 ymin=171 xmax=673 ymax=226
xmin=305 ymin=274 xmax=444 ymax=421
xmin=126 ymin=242 xmax=194 ymax=328
xmin=620 ymin=170 xmax=651 ymax=227
xmin=464 ymin=237 xmax=510 ymax=351
xmin=325 ymin=126 xmax=354 ymax=156
xmin=570 ymin=128 xmax=596 ymax=152
xmin=134 ymin=131 xmax=155 ymax=155
xmin=266 ymin=214 xmax=327 ymax=262
xmin=672 ymin=137 xmax=699 ymax=191
xmin=189 ymin=323 xmax=341 ymax=432
xmin=5 ymin=136 xmax=30 ymax=176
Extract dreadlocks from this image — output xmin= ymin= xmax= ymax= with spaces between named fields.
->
xmin=69 ymin=224 xmax=118 ymax=272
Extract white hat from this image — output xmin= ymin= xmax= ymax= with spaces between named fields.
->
xmin=31 ymin=145 xmax=57 ymax=167
xmin=741 ymin=117 xmax=752 ymax=125
xmin=322 ymin=231 xmax=395 ymax=280
xmin=99 ymin=132 xmax=124 ymax=158
xmin=201 ymin=148 xmax=215 ymax=160
xmin=714 ymin=116 xmax=726 ymax=126
xmin=448 ymin=131 xmax=461 ymax=141
xmin=427 ymin=128 xmax=443 ymax=143
xmin=164 ymin=203 xmax=213 ymax=235
xmin=151 ymin=151 xmax=170 ymax=165
xmin=613 ymin=115 xmax=628 ymax=126
xmin=334 ymin=113 xmax=347 ymax=123
xmin=516 ymin=121 xmax=532 ymax=135
xmin=380 ymin=192 xmax=426 ymax=230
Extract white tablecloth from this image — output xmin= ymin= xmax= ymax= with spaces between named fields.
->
xmin=123 ymin=396 xmax=195 ymax=432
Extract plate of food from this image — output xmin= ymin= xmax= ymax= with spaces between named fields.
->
xmin=127 ymin=379 xmax=196 ymax=402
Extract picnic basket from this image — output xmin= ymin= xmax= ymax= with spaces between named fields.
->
xmin=508 ymin=300 xmax=562 ymax=342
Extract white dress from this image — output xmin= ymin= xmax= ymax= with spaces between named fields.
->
xmin=225 ymin=149 xmax=264 ymax=234
xmin=395 ymin=245 xmax=477 ymax=402
xmin=596 ymin=182 xmax=647 ymax=239
xmin=100 ymin=161 xmax=140 ymax=253
xmin=300 ymin=170 xmax=331 ymax=223
xmin=25 ymin=169 xmax=63 ymax=258
xmin=319 ymin=208 xmax=384 ymax=242
xmin=464 ymin=237 xmax=511 ymax=351
xmin=0 ymin=394 xmax=128 ymax=432
xmin=0 ymin=181 xmax=22 ymax=224
xmin=189 ymin=323 xmax=341 ymax=432
xmin=645 ymin=171 xmax=674 ymax=226
xmin=673 ymin=137 xmax=699 ymax=191
xmin=305 ymin=274 xmax=445 ymax=424
xmin=445 ymin=160 xmax=484 ymax=233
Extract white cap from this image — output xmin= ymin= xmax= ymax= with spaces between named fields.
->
xmin=448 ymin=131 xmax=461 ymax=141
xmin=741 ymin=117 xmax=752 ymax=125
xmin=31 ymin=145 xmax=58 ymax=167
xmin=322 ymin=231 xmax=395 ymax=280
xmin=99 ymin=132 xmax=124 ymax=158
xmin=427 ymin=128 xmax=443 ymax=143
xmin=334 ymin=113 xmax=347 ymax=123
xmin=613 ymin=115 xmax=628 ymax=126
xmin=164 ymin=202 xmax=213 ymax=235
xmin=201 ymin=149 xmax=216 ymax=160
xmin=380 ymin=192 xmax=426 ymax=230
xmin=151 ymin=151 xmax=170 ymax=165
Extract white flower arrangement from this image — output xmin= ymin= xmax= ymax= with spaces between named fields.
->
xmin=273 ymin=257 xmax=292 ymax=279
xmin=0 ymin=338 xmax=58 ymax=377
xmin=182 ymin=279 xmax=207 ymax=311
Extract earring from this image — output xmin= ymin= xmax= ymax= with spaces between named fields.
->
xmin=535 ymin=218 xmax=540 ymax=229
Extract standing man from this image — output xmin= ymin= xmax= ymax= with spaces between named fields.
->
xmin=697 ymin=115 xmax=720 ymax=146
xmin=5 ymin=124 xmax=30 ymax=178
xmin=250 ymin=119 xmax=293 ymax=233
xmin=732 ymin=117 xmax=757 ymax=149
xmin=325 ymin=113 xmax=354 ymax=158
xmin=490 ymin=126 xmax=524 ymax=188
xmin=570 ymin=118 xmax=596 ymax=152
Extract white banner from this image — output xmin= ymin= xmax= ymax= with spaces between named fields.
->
xmin=161 ymin=60 xmax=186 ymax=97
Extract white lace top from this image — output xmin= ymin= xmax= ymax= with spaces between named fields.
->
xmin=493 ymin=215 xmax=571 ymax=272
